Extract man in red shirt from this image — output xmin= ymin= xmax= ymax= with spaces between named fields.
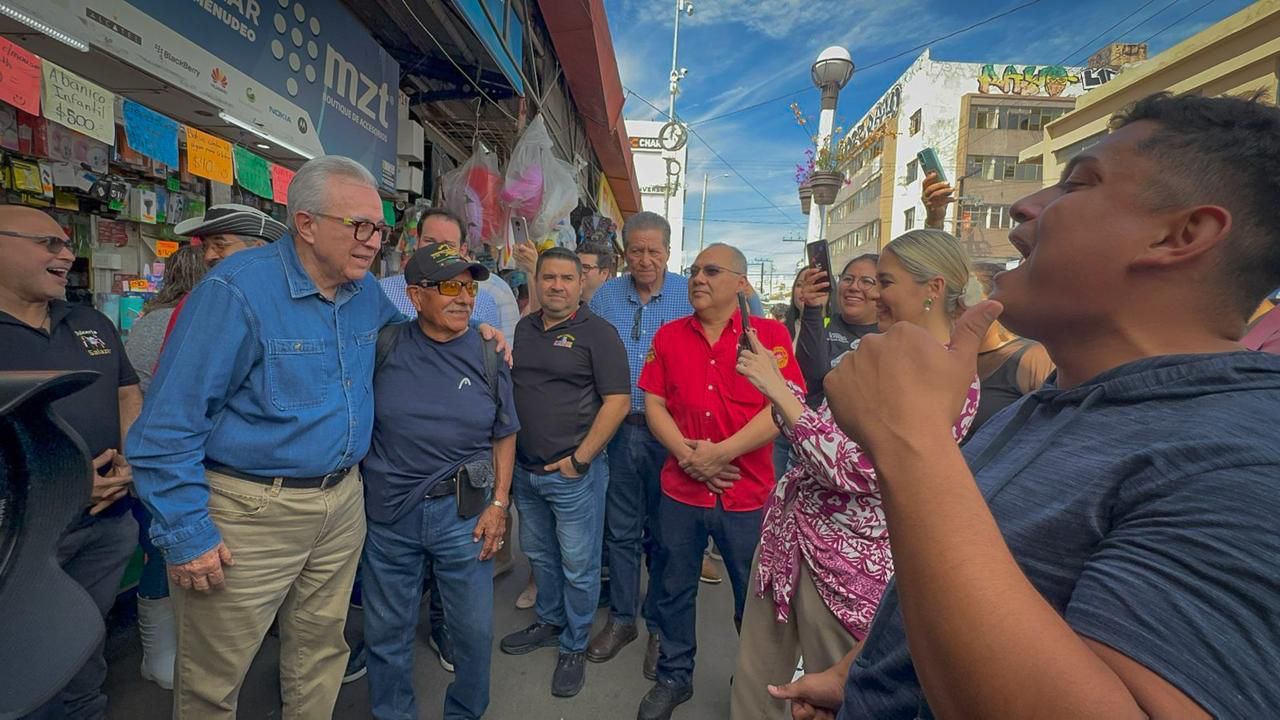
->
xmin=635 ymin=243 xmax=804 ymax=719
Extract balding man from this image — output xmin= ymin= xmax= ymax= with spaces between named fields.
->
xmin=0 ymin=205 xmax=142 ymax=718
xmin=635 ymin=242 xmax=803 ymax=720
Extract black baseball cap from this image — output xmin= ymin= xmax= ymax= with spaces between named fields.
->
xmin=404 ymin=242 xmax=490 ymax=286
xmin=0 ymin=370 xmax=104 ymax=717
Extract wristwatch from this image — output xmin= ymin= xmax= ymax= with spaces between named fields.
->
xmin=570 ymin=453 xmax=591 ymax=475
xmin=491 ymin=498 xmax=509 ymax=512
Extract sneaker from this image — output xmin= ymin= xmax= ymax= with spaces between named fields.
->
xmin=516 ymin=577 xmax=538 ymax=610
xmin=430 ymin=626 xmax=456 ymax=673
xmin=551 ymin=651 xmax=587 ymax=698
xmin=699 ymin=555 xmax=722 ymax=584
xmin=636 ymin=680 xmax=693 ymax=720
xmin=342 ymin=644 xmax=367 ymax=684
xmin=500 ymin=622 xmax=563 ymax=655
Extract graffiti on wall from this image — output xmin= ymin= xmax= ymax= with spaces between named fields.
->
xmin=849 ymin=85 xmax=902 ymax=147
xmin=977 ymin=64 xmax=1082 ymax=97
xmin=1081 ymin=66 xmax=1119 ymax=89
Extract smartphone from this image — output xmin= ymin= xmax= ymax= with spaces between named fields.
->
xmin=737 ymin=291 xmax=753 ymax=353
xmin=917 ymin=147 xmax=947 ymax=184
xmin=806 ymin=240 xmax=832 ymax=281
xmin=511 ymin=216 xmax=530 ymax=247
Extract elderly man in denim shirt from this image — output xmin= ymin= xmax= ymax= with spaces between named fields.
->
xmin=127 ymin=156 xmax=503 ymax=719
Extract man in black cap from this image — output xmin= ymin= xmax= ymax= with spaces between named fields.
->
xmin=173 ymin=203 xmax=288 ymax=268
xmin=0 ymin=204 xmax=141 ymax=719
xmin=360 ymin=242 xmax=519 ymax=720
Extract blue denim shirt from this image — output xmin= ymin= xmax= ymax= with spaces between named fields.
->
xmin=126 ymin=237 xmax=402 ymax=564
xmin=589 ymin=272 xmax=693 ymax=412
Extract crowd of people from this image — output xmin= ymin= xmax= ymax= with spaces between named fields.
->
xmin=2 ymin=90 xmax=1280 ymax=720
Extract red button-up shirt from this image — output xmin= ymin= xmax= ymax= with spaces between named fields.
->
xmin=638 ymin=311 xmax=805 ymax=511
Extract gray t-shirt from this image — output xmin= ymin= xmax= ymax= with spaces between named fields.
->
xmin=840 ymin=352 xmax=1280 ymax=719
xmin=124 ymin=306 xmax=176 ymax=394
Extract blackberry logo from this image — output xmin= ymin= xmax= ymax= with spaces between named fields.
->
xmin=269 ymin=0 xmax=322 ymax=98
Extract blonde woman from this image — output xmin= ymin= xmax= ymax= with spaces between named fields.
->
xmin=729 ymin=230 xmax=981 ymax=720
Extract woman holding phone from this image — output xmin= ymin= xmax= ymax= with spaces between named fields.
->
xmin=794 ymin=254 xmax=882 ymax=409
xmin=727 ymin=230 xmax=981 ymax=720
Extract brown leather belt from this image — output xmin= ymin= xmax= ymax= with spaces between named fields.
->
xmin=623 ymin=413 xmax=648 ymax=426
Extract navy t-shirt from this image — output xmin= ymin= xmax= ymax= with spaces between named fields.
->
xmin=362 ymin=324 xmax=520 ymax=524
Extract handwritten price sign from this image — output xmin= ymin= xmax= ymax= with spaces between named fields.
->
xmin=185 ymin=127 xmax=233 ymax=185
xmin=0 ymin=36 xmax=41 ymax=115
xmin=41 ymin=60 xmax=115 ymax=146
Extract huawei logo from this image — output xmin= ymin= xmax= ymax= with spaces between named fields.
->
xmin=211 ymin=67 xmax=228 ymax=89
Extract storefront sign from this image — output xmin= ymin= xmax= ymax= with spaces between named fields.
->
xmin=0 ymin=36 xmax=42 ymax=115
xmin=123 ymin=100 xmax=179 ymax=168
xmin=62 ymin=0 xmax=400 ymax=192
xmin=270 ymin=163 xmax=295 ymax=204
xmin=185 ymin=127 xmax=234 ymax=185
xmin=233 ymin=145 xmax=273 ymax=199
xmin=40 ymin=60 xmax=115 ymax=146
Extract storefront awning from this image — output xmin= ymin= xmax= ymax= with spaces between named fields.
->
xmin=536 ymin=0 xmax=641 ymax=216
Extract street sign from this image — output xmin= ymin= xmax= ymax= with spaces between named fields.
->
xmin=658 ymin=121 xmax=688 ymax=152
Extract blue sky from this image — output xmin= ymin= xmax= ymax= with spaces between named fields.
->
xmin=603 ymin=0 xmax=1257 ymax=282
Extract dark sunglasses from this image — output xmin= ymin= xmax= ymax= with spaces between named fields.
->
xmin=415 ymin=279 xmax=480 ymax=297
xmin=687 ymin=264 xmax=746 ymax=279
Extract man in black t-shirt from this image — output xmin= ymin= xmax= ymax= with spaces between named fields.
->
xmin=0 ymin=205 xmax=142 ymax=718
xmin=499 ymin=247 xmax=630 ymax=698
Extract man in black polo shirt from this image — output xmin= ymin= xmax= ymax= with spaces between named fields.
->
xmin=0 ymin=205 xmax=142 ymax=719
xmin=499 ymin=247 xmax=630 ymax=698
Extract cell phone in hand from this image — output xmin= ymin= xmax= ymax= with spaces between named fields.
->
xmin=737 ymin=291 xmax=753 ymax=353
xmin=917 ymin=147 xmax=947 ymax=184
xmin=511 ymin=216 xmax=530 ymax=247
xmin=806 ymin=240 xmax=832 ymax=281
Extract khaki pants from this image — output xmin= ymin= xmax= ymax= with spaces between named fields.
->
xmin=729 ymin=548 xmax=859 ymax=720
xmin=172 ymin=468 xmax=365 ymax=719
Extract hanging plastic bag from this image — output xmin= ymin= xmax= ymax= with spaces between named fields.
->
xmin=502 ymin=115 xmax=579 ymax=242
xmin=442 ymin=149 xmax=507 ymax=254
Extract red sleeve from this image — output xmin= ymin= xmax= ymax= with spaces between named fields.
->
xmin=162 ymin=294 xmax=189 ymax=345
xmin=760 ymin=318 xmax=806 ymax=391
xmin=637 ymin=325 xmax=669 ymax=399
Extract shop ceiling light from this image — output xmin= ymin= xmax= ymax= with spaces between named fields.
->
xmin=218 ymin=112 xmax=316 ymax=160
xmin=0 ymin=3 xmax=89 ymax=51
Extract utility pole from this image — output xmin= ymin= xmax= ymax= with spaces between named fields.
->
xmin=697 ymin=172 xmax=708 ymax=253
xmin=664 ymin=0 xmax=693 ymax=222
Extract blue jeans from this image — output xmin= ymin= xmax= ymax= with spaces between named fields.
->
xmin=131 ymin=503 xmax=169 ymax=600
xmin=514 ymin=461 xmax=607 ymax=652
xmin=363 ymin=496 xmax=493 ymax=720
xmin=772 ymin=437 xmax=792 ymax=482
xmin=654 ymin=495 xmax=763 ymax=689
xmin=605 ymin=422 xmax=668 ymax=630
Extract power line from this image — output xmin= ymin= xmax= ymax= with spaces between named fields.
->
xmin=857 ymin=0 xmax=1045 ymax=73
xmin=694 ymin=86 xmax=813 ymax=125
xmin=1056 ymin=0 xmax=1160 ymax=66
xmin=1140 ymin=0 xmax=1219 ymax=45
xmin=397 ymin=0 xmax=517 ymax=123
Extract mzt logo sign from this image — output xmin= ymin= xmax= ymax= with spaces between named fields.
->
xmin=268 ymin=0 xmax=391 ymax=138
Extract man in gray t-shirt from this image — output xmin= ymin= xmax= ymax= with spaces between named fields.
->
xmin=771 ymin=93 xmax=1280 ymax=718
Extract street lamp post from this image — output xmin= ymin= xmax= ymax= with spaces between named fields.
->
xmin=664 ymin=0 xmax=694 ymax=222
xmin=697 ymin=172 xmax=730 ymax=254
xmin=805 ymin=47 xmax=855 ymax=248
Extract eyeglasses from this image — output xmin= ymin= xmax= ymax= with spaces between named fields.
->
xmin=839 ymin=274 xmax=878 ymax=291
xmin=310 ymin=212 xmax=393 ymax=244
xmin=632 ymin=305 xmax=643 ymax=341
xmin=415 ymin=279 xmax=480 ymax=297
xmin=581 ymin=264 xmax=601 ymax=272
xmin=0 ymin=230 xmax=70 ymax=255
xmin=687 ymin=264 xmax=747 ymax=279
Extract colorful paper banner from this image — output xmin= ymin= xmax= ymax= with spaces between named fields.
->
xmin=232 ymin=145 xmax=272 ymax=199
xmin=123 ymin=100 xmax=179 ymax=168
xmin=269 ymin=164 xmax=295 ymax=205
xmin=0 ymin=36 xmax=42 ymax=115
xmin=41 ymin=60 xmax=115 ymax=146
xmin=185 ymin=127 xmax=233 ymax=185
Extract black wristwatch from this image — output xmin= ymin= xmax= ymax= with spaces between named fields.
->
xmin=570 ymin=453 xmax=591 ymax=475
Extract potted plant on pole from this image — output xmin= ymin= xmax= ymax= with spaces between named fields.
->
xmin=791 ymin=102 xmax=850 ymax=206
xmin=796 ymin=149 xmax=814 ymax=215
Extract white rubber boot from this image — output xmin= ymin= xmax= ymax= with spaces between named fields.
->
xmin=138 ymin=596 xmax=176 ymax=690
